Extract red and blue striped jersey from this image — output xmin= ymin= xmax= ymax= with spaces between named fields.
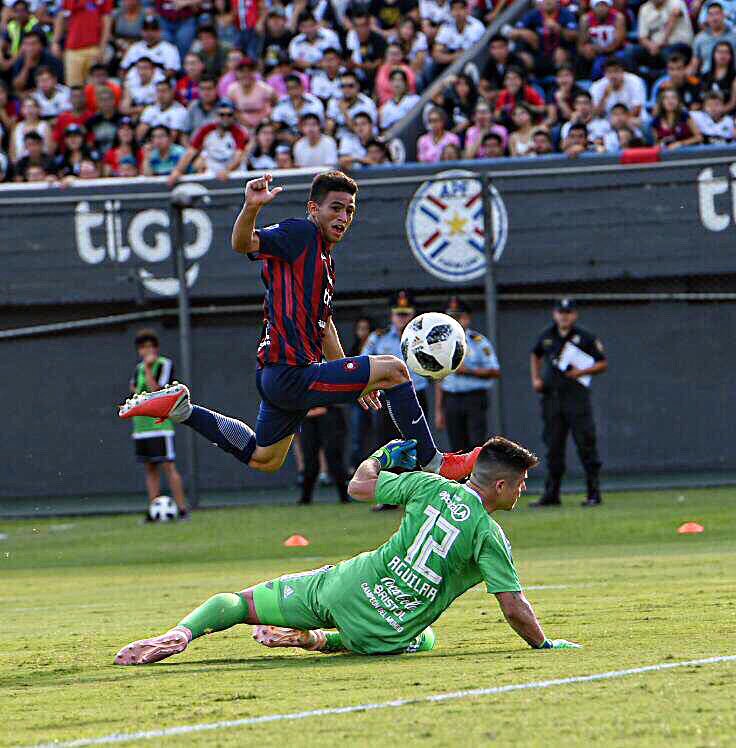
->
xmin=249 ymin=218 xmax=335 ymax=368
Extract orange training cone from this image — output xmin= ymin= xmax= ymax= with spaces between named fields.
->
xmin=677 ymin=522 xmax=704 ymax=534
xmin=284 ymin=534 xmax=310 ymax=547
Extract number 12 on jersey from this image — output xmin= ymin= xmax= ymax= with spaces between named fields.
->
xmin=404 ymin=506 xmax=460 ymax=585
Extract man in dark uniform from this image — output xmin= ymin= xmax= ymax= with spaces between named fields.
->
xmin=435 ymin=296 xmax=501 ymax=452
xmin=529 ymin=299 xmax=607 ymax=508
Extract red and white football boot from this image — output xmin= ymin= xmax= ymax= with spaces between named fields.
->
xmin=438 ymin=446 xmax=483 ymax=481
xmin=118 ymin=382 xmax=192 ymax=424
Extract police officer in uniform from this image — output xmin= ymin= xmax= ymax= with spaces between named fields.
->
xmin=435 ymin=296 xmax=501 ymax=452
xmin=529 ymin=299 xmax=608 ymax=508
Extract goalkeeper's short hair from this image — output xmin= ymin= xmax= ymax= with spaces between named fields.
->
xmin=474 ymin=436 xmax=539 ymax=483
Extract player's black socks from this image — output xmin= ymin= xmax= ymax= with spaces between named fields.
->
xmin=384 ymin=381 xmax=439 ymax=467
xmin=183 ymin=405 xmax=257 ymax=465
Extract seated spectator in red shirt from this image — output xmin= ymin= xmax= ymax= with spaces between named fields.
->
xmin=52 ymin=0 xmax=113 ymax=88
xmin=11 ymin=29 xmax=65 ymax=93
xmin=651 ymin=88 xmax=703 ymax=149
xmin=416 ymin=105 xmax=460 ymax=162
xmin=85 ymin=63 xmax=123 ymax=112
xmin=375 ymin=43 xmax=416 ymax=104
xmin=577 ymin=0 xmax=626 ymax=80
xmin=168 ymin=99 xmax=247 ymax=184
xmin=176 ymin=51 xmax=205 ymax=104
xmin=495 ymin=66 xmax=545 ymax=130
xmin=53 ymin=86 xmax=93 ymax=149
xmin=102 ymin=116 xmax=142 ymax=175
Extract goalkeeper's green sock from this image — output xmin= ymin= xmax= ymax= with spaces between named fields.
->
xmin=323 ymin=631 xmax=345 ymax=652
xmin=177 ymin=593 xmax=249 ymax=640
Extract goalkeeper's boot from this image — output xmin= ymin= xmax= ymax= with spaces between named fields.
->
xmin=252 ymin=625 xmax=326 ymax=651
xmin=118 ymin=382 xmax=192 ymax=424
xmin=405 ymin=626 xmax=436 ymax=653
xmin=438 ymin=447 xmax=482 ymax=481
xmin=114 ymin=627 xmax=190 ymax=665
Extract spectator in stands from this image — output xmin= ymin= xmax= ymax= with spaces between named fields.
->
xmin=117 ymin=153 xmax=139 ymax=176
xmin=463 ymin=99 xmax=508 ymax=158
xmin=122 ymin=56 xmax=163 ymax=118
xmin=326 ymin=70 xmax=378 ymax=136
xmin=245 ymin=118 xmax=277 ymax=168
xmin=562 ymin=122 xmax=592 ymax=156
xmin=630 ymin=0 xmax=694 ymax=74
xmin=0 ymin=152 xmax=10 ymax=182
xmin=530 ymin=127 xmax=555 ymax=155
xmin=188 ymin=73 xmax=219 ymax=131
xmin=32 ymin=66 xmax=71 ymax=119
xmin=365 ymin=138 xmax=393 ymax=164
xmin=380 ymin=68 xmax=420 ymax=129
xmin=52 ymin=0 xmax=113 ymax=88
xmin=430 ymin=0 xmax=484 ymax=78
xmin=394 ymin=17 xmax=428 ymax=78
xmin=591 ymin=57 xmax=647 ymax=124
xmin=698 ymin=0 xmax=736 ymax=29
xmin=25 ymin=162 xmax=50 ymax=181
xmin=10 ymin=95 xmax=51 ymax=161
xmin=691 ymin=89 xmax=735 ymax=140
xmin=479 ymin=32 xmax=526 ymax=104
xmin=155 ymin=0 xmax=198 ymax=61
xmin=691 ymin=3 xmax=736 ymax=75
xmin=176 ymin=51 xmax=205 ymax=104
xmin=509 ymin=104 xmax=536 ymax=156
xmin=142 ymin=123 xmax=185 ymax=174
xmin=192 ymin=20 xmax=227 ymax=79
xmin=226 ymin=56 xmax=277 ymax=131
xmin=440 ymin=141 xmax=461 ymax=159
xmin=602 ymin=102 xmax=641 ymax=150
xmin=651 ymin=87 xmax=703 ymax=147
xmin=4 ymin=1 xmax=40 ymax=59
xmin=274 ymin=141 xmax=293 ymax=168
xmin=651 ymin=52 xmax=703 ymax=109
xmin=0 ymin=82 xmax=17 ymax=142
xmin=265 ymin=50 xmax=309 ymax=97
xmin=272 ymin=73 xmax=325 ymax=141
xmin=52 ymin=123 xmax=99 ymax=176
xmin=507 ymin=0 xmax=578 ymax=78
xmin=346 ymin=11 xmax=387 ymax=90
xmin=439 ymin=72 xmax=478 ymax=140
xmin=577 ymin=0 xmax=626 ymax=81
xmin=13 ymin=129 xmax=52 ymax=179
xmin=293 ymin=110 xmax=338 ymax=166
xmin=474 ymin=130 xmax=506 ymax=158
xmin=85 ymin=85 xmax=122 ymax=153
xmin=375 ymin=43 xmax=416 ymax=104
xmin=232 ymin=0 xmax=264 ymax=62
xmin=122 ymin=15 xmax=181 ymax=77
xmin=261 ymin=7 xmax=292 ymax=71
xmin=420 ymin=0 xmax=452 ymax=30
xmin=544 ymin=63 xmax=586 ymax=128
xmin=138 ymin=78 xmax=189 ymax=142
xmin=112 ymin=0 xmax=146 ymax=63
xmin=12 ymin=29 xmax=64 ymax=93
xmin=561 ymin=90 xmax=611 ymax=144
xmin=701 ymin=41 xmax=736 ymax=111
xmin=85 ymin=63 xmax=122 ymax=111
xmin=217 ymin=47 xmax=243 ymax=97
xmin=102 ymin=115 xmax=141 ymax=174
xmin=495 ymin=66 xmax=546 ymax=130
xmin=338 ymin=109 xmax=378 ymax=169
xmin=289 ymin=11 xmax=340 ymax=73
xmin=311 ymin=47 xmax=345 ymax=103
xmin=417 ymin=105 xmax=460 ymax=162
xmin=169 ymin=99 xmax=247 ymax=182
xmin=53 ymin=85 xmax=91 ymax=148
xmin=372 ymin=0 xmax=414 ymax=39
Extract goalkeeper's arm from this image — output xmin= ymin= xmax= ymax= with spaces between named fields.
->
xmin=347 ymin=439 xmax=417 ymax=501
xmin=495 ymin=591 xmax=581 ymax=650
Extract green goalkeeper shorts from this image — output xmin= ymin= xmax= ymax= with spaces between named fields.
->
xmin=252 ymin=565 xmax=337 ymax=631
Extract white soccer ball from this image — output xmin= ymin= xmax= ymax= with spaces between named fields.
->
xmin=400 ymin=312 xmax=466 ymax=381
xmin=148 ymin=495 xmax=179 ymax=522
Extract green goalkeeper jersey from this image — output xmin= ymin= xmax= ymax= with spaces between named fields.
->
xmin=318 ymin=471 xmax=522 ymax=654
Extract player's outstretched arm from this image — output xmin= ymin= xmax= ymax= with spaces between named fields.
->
xmin=231 ymin=173 xmax=283 ymax=255
xmin=347 ymin=440 xmax=417 ymax=501
xmin=495 ymin=591 xmax=581 ymax=650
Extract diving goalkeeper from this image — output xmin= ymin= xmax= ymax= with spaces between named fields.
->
xmin=115 ymin=436 xmax=580 ymax=664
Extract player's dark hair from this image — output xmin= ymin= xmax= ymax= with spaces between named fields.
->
xmin=473 ymin=437 xmax=539 ymax=484
xmin=134 ymin=328 xmax=159 ymax=348
xmin=308 ymin=170 xmax=358 ymax=204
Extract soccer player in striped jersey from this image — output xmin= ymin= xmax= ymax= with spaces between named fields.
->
xmin=119 ymin=170 xmax=480 ymax=481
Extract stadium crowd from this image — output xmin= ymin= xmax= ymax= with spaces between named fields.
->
xmin=1 ymin=0 xmax=735 ymax=183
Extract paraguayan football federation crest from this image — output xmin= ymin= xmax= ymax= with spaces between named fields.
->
xmin=405 ymin=169 xmax=508 ymax=283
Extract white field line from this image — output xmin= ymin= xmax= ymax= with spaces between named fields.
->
xmin=33 ymin=655 xmax=736 ymax=748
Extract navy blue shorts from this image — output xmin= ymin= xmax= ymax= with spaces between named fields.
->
xmin=255 ymin=356 xmax=371 ymax=447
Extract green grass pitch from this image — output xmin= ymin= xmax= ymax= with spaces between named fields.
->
xmin=3 ymin=487 xmax=736 ymax=747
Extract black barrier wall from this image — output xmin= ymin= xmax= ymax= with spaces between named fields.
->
xmin=3 ymin=153 xmax=736 ymax=503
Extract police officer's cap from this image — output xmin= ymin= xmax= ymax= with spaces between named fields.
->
xmin=554 ymin=298 xmax=577 ymax=312
xmin=445 ymin=295 xmax=470 ymax=317
xmin=390 ymin=290 xmax=416 ymax=314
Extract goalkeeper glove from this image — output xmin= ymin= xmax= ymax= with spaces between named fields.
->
xmin=371 ymin=439 xmax=417 ymax=470
xmin=537 ymin=639 xmax=582 ymax=650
